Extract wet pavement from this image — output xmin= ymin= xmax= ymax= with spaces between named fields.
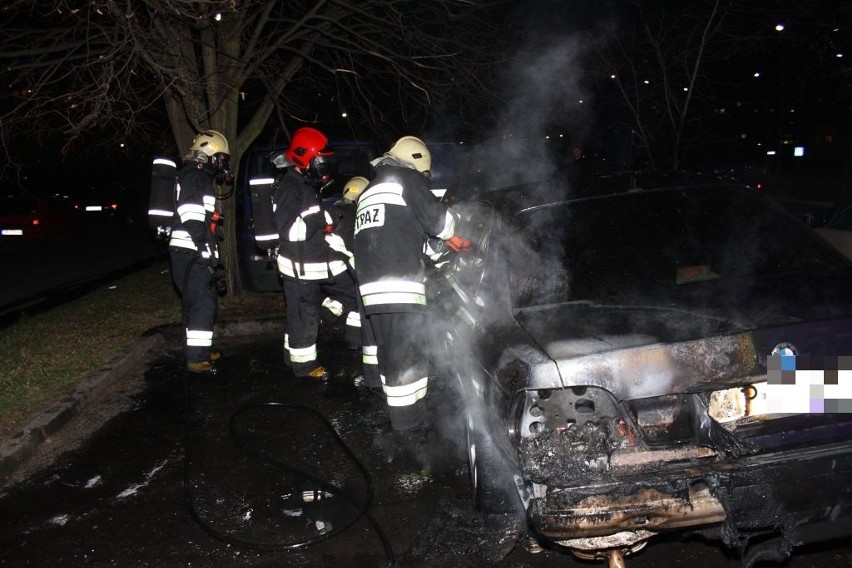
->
xmin=2 ymin=326 xmax=852 ymax=567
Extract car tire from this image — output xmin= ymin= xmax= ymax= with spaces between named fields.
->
xmin=466 ymin=408 xmax=520 ymax=514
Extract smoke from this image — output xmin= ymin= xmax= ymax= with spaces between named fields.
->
xmin=410 ymin=25 xmax=609 ymax=510
xmin=422 ymin=29 xmax=601 ymax=193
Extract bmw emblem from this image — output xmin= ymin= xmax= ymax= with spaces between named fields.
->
xmin=771 ymin=342 xmax=798 ymax=357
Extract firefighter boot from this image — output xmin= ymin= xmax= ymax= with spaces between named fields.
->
xmin=305 ymin=365 xmax=328 ymax=380
xmin=187 ymin=360 xmax=218 ymax=375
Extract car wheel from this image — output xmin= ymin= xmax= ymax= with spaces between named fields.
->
xmin=466 ymin=408 xmax=519 ymax=514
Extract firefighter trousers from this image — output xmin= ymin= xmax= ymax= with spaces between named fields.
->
xmin=282 ymin=271 xmax=358 ymax=377
xmin=357 ymin=292 xmax=381 ymax=388
xmin=367 ymin=311 xmax=429 ymax=431
xmin=169 ymin=248 xmax=217 ymax=364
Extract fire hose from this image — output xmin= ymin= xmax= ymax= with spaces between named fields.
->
xmin=182 ymin=379 xmax=396 ymax=565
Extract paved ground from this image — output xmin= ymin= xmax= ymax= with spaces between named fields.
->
xmin=2 ymin=319 xmax=852 ymax=567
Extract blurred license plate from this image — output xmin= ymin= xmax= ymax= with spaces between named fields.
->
xmin=1 ymin=229 xmax=23 ymax=236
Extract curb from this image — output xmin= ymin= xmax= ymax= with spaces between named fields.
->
xmin=0 ymin=318 xmax=285 ymax=485
xmin=0 ymin=333 xmax=163 ymax=483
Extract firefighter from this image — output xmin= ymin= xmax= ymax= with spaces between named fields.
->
xmin=354 ymin=136 xmax=473 ymax=432
xmin=326 ymin=176 xmax=382 ymax=389
xmin=168 ymin=130 xmax=231 ymax=375
xmin=273 ymin=127 xmax=359 ymax=379
xmin=318 ymin=175 xmax=364 ymax=350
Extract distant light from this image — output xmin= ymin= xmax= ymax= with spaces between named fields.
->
xmin=753 ymin=72 xmax=761 ymax=78
xmin=559 ymin=134 xmax=564 ymax=138
xmin=775 ymin=23 xmax=785 ymax=32
xmin=837 ymin=53 xmax=844 ymax=58
xmin=683 ymin=87 xmax=688 ymax=92
xmin=341 ymin=111 xmax=348 ymax=118
xmin=794 ymin=146 xmax=805 ymax=157
xmin=610 ymin=74 xmax=616 ymax=79
xmin=215 ymin=13 xmax=222 ymax=21
xmin=643 ymin=80 xmax=650 ymax=84
xmin=740 ymin=133 xmax=747 ymax=139
xmin=86 ymin=205 xmax=103 ymax=212
xmin=578 ymin=99 xmax=584 ymax=104
xmin=119 ymin=143 xmax=125 ymax=148
xmin=767 ymin=150 xmax=777 ymax=156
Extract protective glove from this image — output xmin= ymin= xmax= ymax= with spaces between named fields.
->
xmin=325 ymin=233 xmax=353 ymax=258
xmin=209 ymin=211 xmax=223 ymax=236
xmin=446 ymin=234 xmax=474 ymax=253
xmin=424 ymin=237 xmax=448 ymax=262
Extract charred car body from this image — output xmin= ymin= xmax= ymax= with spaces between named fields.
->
xmin=429 ymin=171 xmax=852 ymax=566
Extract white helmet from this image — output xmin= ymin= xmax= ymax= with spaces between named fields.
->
xmin=189 ymin=130 xmax=230 ymax=157
xmin=387 ymin=136 xmax=431 ymax=176
xmin=342 ymin=176 xmax=369 ymax=202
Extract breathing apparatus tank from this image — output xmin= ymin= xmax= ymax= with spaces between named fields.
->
xmin=248 ymin=175 xmax=278 ymax=255
xmin=148 ymin=157 xmax=178 ymax=239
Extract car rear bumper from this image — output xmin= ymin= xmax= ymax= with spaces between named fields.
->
xmin=529 ymin=439 xmax=852 ymax=547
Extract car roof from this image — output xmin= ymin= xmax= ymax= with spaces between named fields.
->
xmin=480 ymin=170 xmax=746 ymax=216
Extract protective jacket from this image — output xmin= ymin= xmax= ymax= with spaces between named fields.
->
xmin=272 ymin=168 xmax=348 ymax=280
xmin=169 ymin=161 xmax=219 ymax=260
xmin=354 ymin=162 xmax=456 ymax=315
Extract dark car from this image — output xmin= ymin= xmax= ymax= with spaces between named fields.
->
xmin=802 ymin=197 xmax=852 ymax=261
xmin=0 ymin=193 xmax=88 ymax=240
xmin=237 ymin=140 xmax=380 ymax=291
xmin=428 ymin=171 xmax=852 ymax=565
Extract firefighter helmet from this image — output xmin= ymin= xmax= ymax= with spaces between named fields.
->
xmin=387 ymin=136 xmax=431 ymax=176
xmin=188 ymin=130 xmax=231 ymax=182
xmin=190 ymin=130 xmax=230 ymax=157
xmin=285 ymin=127 xmax=333 ymax=170
xmin=342 ymin=176 xmax=369 ymax=202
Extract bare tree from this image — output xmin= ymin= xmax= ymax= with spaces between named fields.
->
xmin=0 ymin=0 xmax=507 ymax=294
xmin=594 ymin=0 xmax=742 ymax=170
xmin=593 ymin=0 xmax=808 ymax=170
xmin=592 ymin=0 xmax=852 ymax=171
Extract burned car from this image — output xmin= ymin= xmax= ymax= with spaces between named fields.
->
xmin=428 ymin=172 xmax=852 ymax=566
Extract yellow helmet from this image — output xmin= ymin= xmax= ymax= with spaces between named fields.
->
xmin=342 ymin=176 xmax=369 ymax=202
xmin=387 ymin=136 xmax=431 ymax=176
xmin=189 ymin=130 xmax=230 ymax=157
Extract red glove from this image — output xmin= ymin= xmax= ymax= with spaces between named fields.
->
xmin=209 ymin=210 xmax=222 ymax=234
xmin=446 ymin=235 xmax=473 ymax=253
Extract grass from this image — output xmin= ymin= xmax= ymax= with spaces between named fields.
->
xmin=0 ymin=260 xmax=284 ymax=441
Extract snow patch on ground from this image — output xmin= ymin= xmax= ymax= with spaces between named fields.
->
xmin=115 ymin=458 xmax=171 ymax=500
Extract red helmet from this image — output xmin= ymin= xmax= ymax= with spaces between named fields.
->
xmin=285 ymin=127 xmax=333 ymax=169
